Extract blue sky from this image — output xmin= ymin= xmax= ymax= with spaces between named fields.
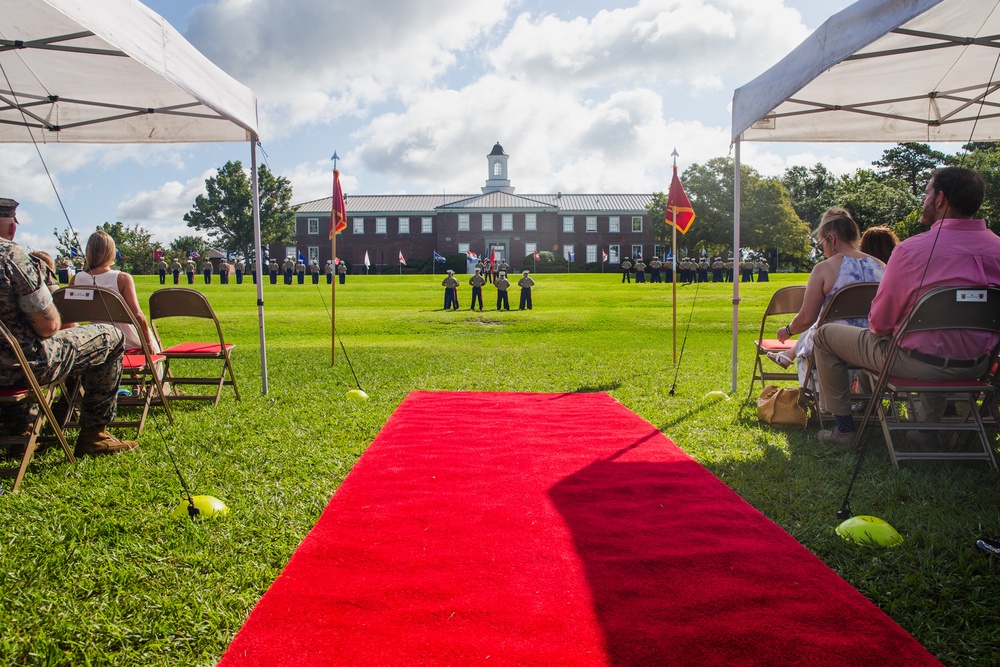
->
xmin=8 ymin=0 xmax=903 ymax=257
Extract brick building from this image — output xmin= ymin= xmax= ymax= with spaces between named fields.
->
xmin=281 ymin=143 xmax=661 ymax=271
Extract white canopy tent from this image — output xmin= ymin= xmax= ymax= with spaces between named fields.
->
xmin=729 ymin=0 xmax=1000 ymax=392
xmin=0 ymin=0 xmax=269 ymax=393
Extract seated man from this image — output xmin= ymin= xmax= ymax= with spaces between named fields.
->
xmin=0 ymin=197 xmax=137 ymax=457
xmin=814 ymin=167 xmax=1000 ymax=447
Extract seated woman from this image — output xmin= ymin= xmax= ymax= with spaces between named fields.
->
xmin=70 ymin=231 xmax=157 ymax=354
xmin=860 ymin=225 xmax=899 ymax=265
xmin=768 ymin=208 xmax=886 ymax=388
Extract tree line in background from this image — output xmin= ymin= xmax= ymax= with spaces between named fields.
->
xmin=53 ymin=160 xmax=296 ymax=274
xmin=52 ymin=143 xmax=1000 ymax=274
xmin=647 ymin=142 xmax=1000 ymax=271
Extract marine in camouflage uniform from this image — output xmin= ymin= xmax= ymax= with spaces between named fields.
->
xmin=0 ymin=200 xmax=134 ymax=455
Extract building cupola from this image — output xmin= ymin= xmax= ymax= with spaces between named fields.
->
xmin=483 ymin=141 xmax=514 ymax=194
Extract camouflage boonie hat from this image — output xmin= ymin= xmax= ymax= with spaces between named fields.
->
xmin=0 ymin=198 xmax=18 ymax=217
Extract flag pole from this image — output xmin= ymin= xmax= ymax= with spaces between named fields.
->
xmin=671 ymin=148 xmax=679 ymax=365
xmin=672 ymin=211 xmax=678 ymax=365
xmin=331 ymin=152 xmax=340 ymax=366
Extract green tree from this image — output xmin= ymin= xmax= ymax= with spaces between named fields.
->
xmin=781 ymin=163 xmax=836 ymax=227
xmin=742 ymin=179 xmax=812 ymax=269
xmin=183 ymin=160 xmax=296 ymax=262
xmin=169 ymin=235 xmax=210 ymax=264
xmin=947 ymin=143 xmax=1000 ymax=236
xmin=668 ymin=157 xmax=812 ymax=268
xmin=873 ymin=142 xmax=946 ymax=196
xmin=821 ymin=169 xmax=919 ymax=230
xmin=96 ymin=221 xmax=159 ymax=275
xmin=672 ymin=157 xmax=750 ymax=257
xmin=52 ymin=226 xmax=83 ymax=265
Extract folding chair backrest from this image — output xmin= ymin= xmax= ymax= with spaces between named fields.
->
xmin=149 ymin=288 xmax=216 ymax=321
xmin=53 ymin=286 xmax=137 ymax=331
xmin=52 ymin=286 xmax=172 ymax=431
xmin=820 ymin=282 xmax=879 ymax=322
xmin=895 ymin=286 xmax=1000 ymax=337
xmin=763 ymin=285 xmax=806 ymax=319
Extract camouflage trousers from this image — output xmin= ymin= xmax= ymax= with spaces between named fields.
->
xmin=0 ymin=323 xmax=124 ymax=429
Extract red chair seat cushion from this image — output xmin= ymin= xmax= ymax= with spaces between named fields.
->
xmin=756 ymin=338 xmax=796 ymax=352
xmin=161 ymin=342 xmax=234 ymax=355
xmin=0 ymin=387 xmax=30 ymax=398
xmin=123 ymin=353 xmax=166 ymax=369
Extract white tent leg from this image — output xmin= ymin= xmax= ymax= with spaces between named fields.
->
xmin=732 ymin=139 xmax=742 ymax=394
xmin=251 ymin=139 xmax=269 ymax=394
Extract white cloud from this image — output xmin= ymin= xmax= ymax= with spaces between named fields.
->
xmin=185 ymin=0 xmax=515 ymax=136
xmin=491 ymin=0 xmax=809 ymax=89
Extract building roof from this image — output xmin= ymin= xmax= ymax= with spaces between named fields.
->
xmin=296 ymin=192 xmax=654 ymax=216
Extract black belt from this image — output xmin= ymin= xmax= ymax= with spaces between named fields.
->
xmin=903 ymin=348 xmax=988 ymax=368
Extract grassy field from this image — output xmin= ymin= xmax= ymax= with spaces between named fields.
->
xmin=1 ymin=272 xmax=999 ymax=666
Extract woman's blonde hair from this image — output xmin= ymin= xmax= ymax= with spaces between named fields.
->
xmin=85 ymin=230 xmax=117 ymax=269
xmin=814 ymin=207 xmax=861 ymax=247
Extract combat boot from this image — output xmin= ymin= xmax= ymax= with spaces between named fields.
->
xmin=74 ymin=427 xmax=138 ymax=457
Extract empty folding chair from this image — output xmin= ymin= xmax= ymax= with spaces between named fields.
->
xmin=0 ymin=320 xmax=75 ymax=492
xmin=149 ymin=288 xmax=240 ymax=406
xmin=747 ymin=285 xmax=806 ymax=401
xmin=53 ymin=286 xmax=172 ymax=437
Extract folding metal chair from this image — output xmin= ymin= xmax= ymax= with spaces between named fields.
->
xmin=851 ymin=286 xmax=1000 ymax=469
xmin=149 ymin=289 xmax=239 ymax=406
xmin=53 ymin=286 xmax=172 ymax=436
xmin=747 ymin=285 xmax=806 ymax=401
xmin=0 ymin=320 xmax=75 ymax=492
xmin=800 ymin=282 xmax=880 ymax=427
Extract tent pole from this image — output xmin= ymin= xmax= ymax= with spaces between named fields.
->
xmin=732 ymin=139 xmax=741 ymax=394
xmin=251 ymin=139 xmax=269 ymax=395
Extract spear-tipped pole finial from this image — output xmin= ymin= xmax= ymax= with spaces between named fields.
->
xmin=671 ymin=147 xmax=679 ymax=168
xmin=331 ymin=151 xmax=340 ymax=171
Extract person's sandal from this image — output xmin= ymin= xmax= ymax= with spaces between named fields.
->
xmin=766 ymin=351 xmax=793 ymax=369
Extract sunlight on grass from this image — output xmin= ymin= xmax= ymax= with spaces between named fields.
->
xmin=1 ymin=273 xmax=998 ymax=666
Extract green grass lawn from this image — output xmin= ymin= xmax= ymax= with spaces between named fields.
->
xmin=2 ymin=272 xmax=999 ymax=666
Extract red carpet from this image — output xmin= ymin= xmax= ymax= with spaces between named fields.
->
xmin=218 ymin=391 xmax=941 ymax=666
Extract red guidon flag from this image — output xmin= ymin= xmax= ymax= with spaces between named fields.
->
xmin=666 ymin=165 xmax=696 ymax=235
xmin=533 ymin=250 xmax=541 ymax=261
xmin=330 ymin=168 xmax=347 ymax=239
xmin=398 ymin=250 xmax=406 ymax=265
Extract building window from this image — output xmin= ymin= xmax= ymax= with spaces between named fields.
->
xmin=458 ymin=242 xmax=470 ymax=254
xmin=376 ymin=217 xmax=387 ymax=234
xmin=563 ymin=216 xmax=574 ymax=233
xmin=586 ymin=245 xmax=597 ymax=263
xmin=285 ymin=246 xmax=297 ymax=259
xmin=563 ymin=244 xmax=575 ymax=261
xmin=654 ymin=244 xmax=665 ymax=260
xmin=609 ymin=216 xmax=620 ymax=233
xmin=307 ymin=218 xmax=319 ymax=235
xmin=609 ymin=245 xmax=620 ymax=264
xmin=501 ymin=213 xmax=513 ymax=231
xmin=458 ymin=214 xmax=470 ymax=232
xmin=632 ymin=244 xmax=643 ymax=260
xmin=632 ymin=216 xmax=643 ymax=233
xmin=308 ymin=246 xmax=319 ymax=265
xmin=524 ymin=242 xmax=537 ymax=258
xmin=398 ymin=217 xmax=410 ymax=234
xmin=353 ymin=218 xmax=364 ymax=234
xmin=482 ymin=214 xmax=493 ymax=231
xmin=525 ymin=213 xmax=537 ymax=231
xmin=586 ymin=216 xmax=597 ymax=233
xmin=421 ymin=217 xmax=433 ymax=234
xmin=493 ymin=161 xmax=502 ymax=176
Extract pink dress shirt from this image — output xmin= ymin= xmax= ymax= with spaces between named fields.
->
xmin=868 ymin=218 xmax=1000 ymax=359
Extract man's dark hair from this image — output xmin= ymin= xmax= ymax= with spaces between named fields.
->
xmin=931 ymin=166 xmax=986 ymax=217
